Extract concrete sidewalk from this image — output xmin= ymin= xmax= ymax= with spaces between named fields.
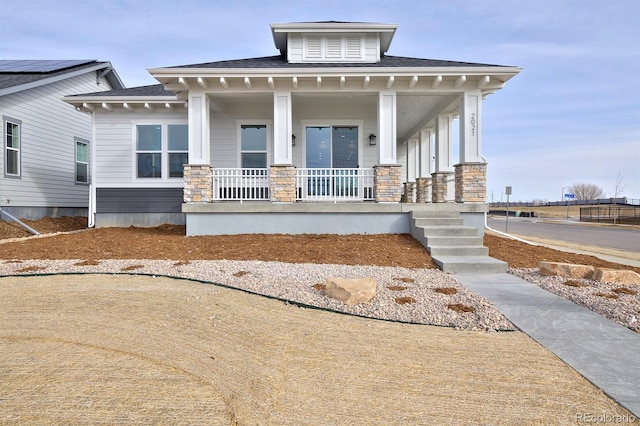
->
xmin=454 ymin=273 xmax=640 ymax=417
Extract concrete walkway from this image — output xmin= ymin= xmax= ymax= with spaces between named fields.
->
xmin=454 ymin=273 xmax=640 ymax=417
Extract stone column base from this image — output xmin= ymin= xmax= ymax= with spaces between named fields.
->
xmin=416 ymin=177 xmax=431 ymax=203
xmin=270 ymin=165 xmax=296 ymax=202
xmin=431 ymin=171 xmax=452 ymax=203
xmin=184 ymin=164 xmax=213 ymax=203
xmin=454 ymin=163 xmax=487 ymax=203
xmin=374 ymin=165 xmax=402 ymax=203
xmin=402 ymin=182 xmax=416 ymax=203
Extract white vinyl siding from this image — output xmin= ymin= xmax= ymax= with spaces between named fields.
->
xmin=0 ymin=71 xmax=113 ymax=208
xmin=92 ymin=111 xmax=187 ymax=188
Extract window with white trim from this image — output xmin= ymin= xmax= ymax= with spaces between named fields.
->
xmin=168 ymin=124 xmax=188 ymax=177
xmin=75 ymin=137 xmax=89 ymax=184
xmin=135 ymin=123 xmax=188 ymax=179
xmin=240 ymin=124 xmax=267 ymax=169
xmin=3 ymin=116 xmax=21 ymax=177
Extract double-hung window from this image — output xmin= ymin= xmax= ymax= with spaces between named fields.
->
xmin=135 ymin=123 xmax=188 ymax=179
xmin=4 ymin=117 xmax=21 ymax=177
xmin=240 ymin=124 xmax=267 ymax=169
xmin=75 ymin=137 xmax=89 ymax=184
xmin=168 ymin=124 xmax=188 ymax=178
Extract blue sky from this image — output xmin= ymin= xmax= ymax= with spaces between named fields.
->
xmin=2 ymin=0 xmax=639 ymax=202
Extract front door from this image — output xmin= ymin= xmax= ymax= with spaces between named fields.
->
xmin=305 ymin=126 xmax=358 ymax=169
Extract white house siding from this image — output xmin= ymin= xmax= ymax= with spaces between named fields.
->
xmin=0 ymin=72 xmax=112 ymax=216
xmin=291 ymin=96 xmax=379 ymax=168
xmin=209 ymin=100 xmax=273 ymax=168
xmin=93 ymin=110 xmax=188 ymax=187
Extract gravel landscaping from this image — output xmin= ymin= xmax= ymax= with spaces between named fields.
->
xmin=511 ymin=267 xmax=639 ymax=333
xmin=0 ymin=259 xmax=516 ymax=332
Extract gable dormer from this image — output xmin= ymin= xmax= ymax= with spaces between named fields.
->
xmin=271 ymin=21 xmax=398 ymax=64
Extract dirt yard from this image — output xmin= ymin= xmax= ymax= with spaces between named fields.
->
xmin=0 ymin=273 xmax=632 ymax=424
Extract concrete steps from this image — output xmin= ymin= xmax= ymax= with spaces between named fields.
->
xmin=410 ymin=210 xmax=507 ymax=274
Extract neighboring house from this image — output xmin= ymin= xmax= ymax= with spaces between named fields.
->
xmin=0 ymin=59 xmax=124 ymax=220
xmin=65 ymin=22 xmax=521 ymax=239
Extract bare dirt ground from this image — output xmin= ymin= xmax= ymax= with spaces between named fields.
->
xmin=1 ymin=274 xmax=632 ymax=425
xmin=1 ymin=217 xmax=638 ymax=424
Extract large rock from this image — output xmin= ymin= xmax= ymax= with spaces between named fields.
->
xmin=539 ymin=262 xmax=594 ymax=279
xmin=593 ymin=268 xmax=640 ymax=285
xmin=325 ymin=277 xmax=377 ymax=305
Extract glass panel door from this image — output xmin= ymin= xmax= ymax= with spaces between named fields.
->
xmin=332 ymin=127 xmax=358 ymax=168
xmin=332 ymin=127 xmax=358 ymax=196
xmin=305 ymin=126 xmax=331 ymax=168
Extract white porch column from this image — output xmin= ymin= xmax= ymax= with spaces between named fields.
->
xmin=273 ymin=91 xmax=293 ymax=164
xmin=416 ymin=127 xmax=433 ymax=203
xmin=432 ymin=115 xmax=454 ymax=203
xmin=377 ymin=90 xmax=397 ymax=164
xmin=407 ymin=137 xmax=419 ymax=182
xmin=435 ymin=114 xmax=453 ymax=172
xmin=459 ymin=90 xmax=483 ymax=163
xmin=188 ymin=91 xmax=210 ymax=164
xmin=419 ymin=128 xmax=434 ymax=177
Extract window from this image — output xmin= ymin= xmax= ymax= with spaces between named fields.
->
xmin=135 ymin=123 xmax=188 ymax=179
xmin=4 ymin=117 xmax=21 ymax=177
xmin=240 ymin=125 xmax=267 ymax=169
xmin=168 ymin=124 xmax=188 ymax=178
xmin=75 ymin=138 xmax=89 ymax=183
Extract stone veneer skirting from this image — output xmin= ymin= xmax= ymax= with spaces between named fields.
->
xmin=454 ymin=163 xmax=487 ymax=203
xmin=402 ymin=182 xmax=416 ymax=203
xmin=269 ymin=165 xmax=296 ymax=203
xmin=415 ymin=177 xmax=431 ymax=203
xmin=374 ymin=165 xmax=402 ymax=202
xmin=431 ymin=172 xmax=452 ymax=203
xmin=183 ymin=164 xmax=213 ymax=203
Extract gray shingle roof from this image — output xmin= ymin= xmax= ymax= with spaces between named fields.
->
xmin=66 ymin=84 xmax=173 ymax=97
xmin=0 ymin=60 xmax=106 ymax=91
xmin=167 ymin=55 xmax=508 ymax=69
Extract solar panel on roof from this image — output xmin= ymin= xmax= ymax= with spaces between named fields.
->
xmin=0 ymin=60 xmax=95 ymax=73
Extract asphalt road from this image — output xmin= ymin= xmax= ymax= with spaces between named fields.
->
xmin=487 ymin=217 xmax=640 ymax=253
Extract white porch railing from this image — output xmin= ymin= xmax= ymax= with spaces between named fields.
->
xmin=296 ymin=168 xmax=374 ymax=202
xmin=212 ymin=168 xmax=270 ymax=201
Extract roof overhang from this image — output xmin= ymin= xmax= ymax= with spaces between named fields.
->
xmin=63 ymin=94 xmax=186 ymax=113
xmin=147 ymin=65 xmax=521 ymax=101
xmin=270 ymin=22 xmax=398 ymax=56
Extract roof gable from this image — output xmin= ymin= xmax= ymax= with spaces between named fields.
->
xmin=0 ymin=60 xmax=124 ymax=96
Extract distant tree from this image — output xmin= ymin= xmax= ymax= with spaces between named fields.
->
xmin=569 ymin=182 xmax=604 ymax=200
xmin=611 ymin=170 xmax=627 ymax=198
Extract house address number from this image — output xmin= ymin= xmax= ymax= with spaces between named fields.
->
xmin=470 ymin=112 xmax=476 ymax=137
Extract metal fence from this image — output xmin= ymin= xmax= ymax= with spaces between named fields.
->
xmin=491 ymin=197 xmax=639 ymax=208
xmin=580 ymin=205 xmax=640 ymax=225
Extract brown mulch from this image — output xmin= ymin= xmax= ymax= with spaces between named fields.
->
xmin=1 ymin=217 xmax=638 ymax=274
xmin=484 ymin=233 xmax=640 ymax=274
